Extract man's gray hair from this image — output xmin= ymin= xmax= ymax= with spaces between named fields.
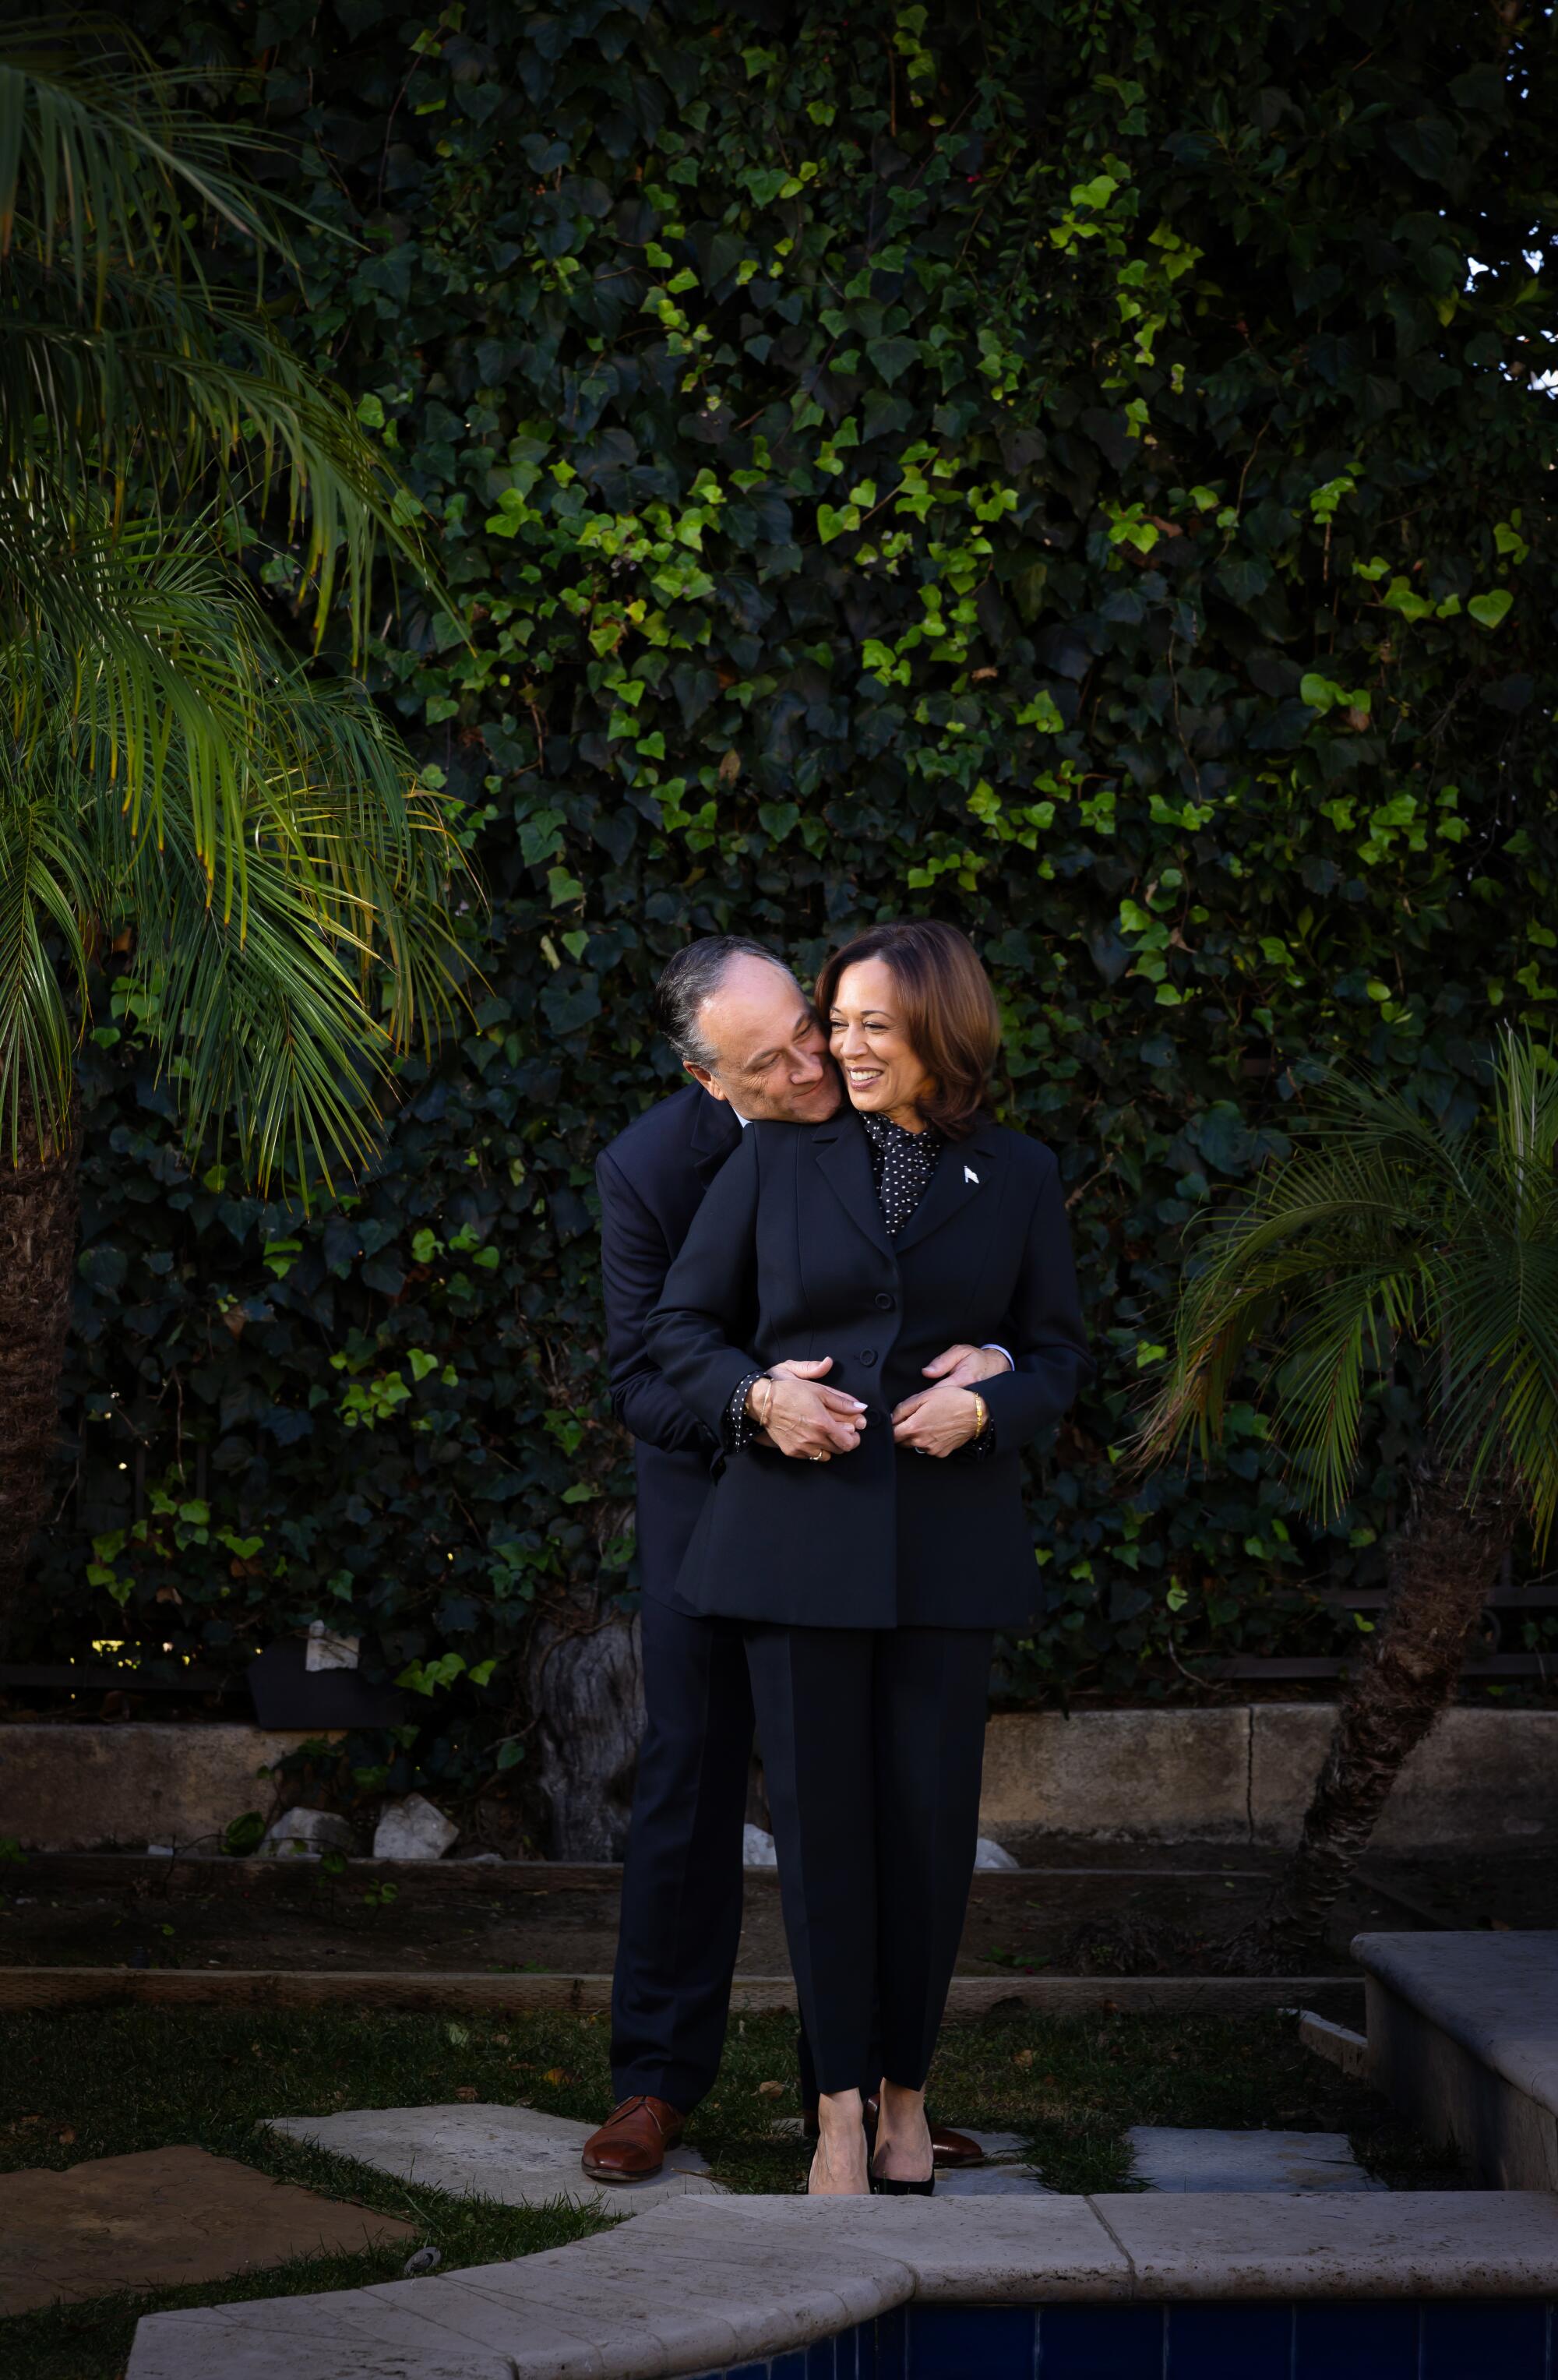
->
xmin=653 ymin=936 xmax=792 ymax=1071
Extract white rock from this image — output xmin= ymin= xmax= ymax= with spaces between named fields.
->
xmin=373 ymin=1793 xmax=459 ymax=1861
xmin=145 ymin=1842 xmax=175 ymax=1858
xmin=974 ymin=1836 xmax=1020 ymax=1869
xmin=305 ymin=1624 xmax=360 ymax=1672
xmin=460 ymin=1850 xmax=503 ymax=1863
xmin=742 ymin=1823 xmax=778 ymax=1867
xmin=258 ymin=1807 xmax=354 ymax=1859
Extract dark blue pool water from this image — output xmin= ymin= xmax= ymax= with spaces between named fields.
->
xmin=683 ymin=2296 xmax=1556 ymax=2380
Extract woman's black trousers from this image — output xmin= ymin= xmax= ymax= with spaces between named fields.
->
xmin=745 ymin=1623 xmax=993 ymax=2096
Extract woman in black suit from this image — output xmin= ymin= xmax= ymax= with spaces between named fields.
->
xmin=647 ymin=919 xmax=1092 ymax=2196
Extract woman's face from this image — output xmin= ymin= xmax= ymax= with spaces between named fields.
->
xmin=828 ymin=957 xmax=935 ymax=1127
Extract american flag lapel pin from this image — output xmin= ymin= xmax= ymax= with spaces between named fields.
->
xmin=964 ymin=1165 xmax=979 ymax=1185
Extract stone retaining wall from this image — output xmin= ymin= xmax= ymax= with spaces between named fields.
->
xmin=0 ymin=1723 xmax=326 ymax=1852
xmin=975 ymin=1705 xmax=1556 ymax=1849
xmin=2 ymin=1705 xmax=1553 ymax=1851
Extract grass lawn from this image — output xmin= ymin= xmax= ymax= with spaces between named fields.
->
xmin=2 ymin=2005 xmax=1465 ymax=2380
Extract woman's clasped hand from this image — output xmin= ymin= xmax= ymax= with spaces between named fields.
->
xmin=746 ymin=1356 xmax=865 ymax=1460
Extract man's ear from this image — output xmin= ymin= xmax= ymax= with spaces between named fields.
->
xmin=686 ymin=1063 xmax=729 ymax=1105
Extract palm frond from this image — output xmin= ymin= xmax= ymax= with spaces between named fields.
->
xmin=3 ymin=492 xmax=469 ymax=937
xmin=0 ymin=763 xmax=93 ymax=1155
xmin=0 ymin=23 xmax=437 ymax=651
xmin=1133 ymin=1031 xmax=1558 ymax=1553
xmin=2 ymin=496 xmax=477 ymax=1191
xmin=1430 ymin=1241 xmax=1558 ymax=1552
xmin=2 ymin=496 xmax=269 ymax=883
xmin=98 ymin=759 xmax=474 ymax=1199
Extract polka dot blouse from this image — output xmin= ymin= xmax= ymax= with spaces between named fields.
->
xmin=860 ymin=1111 xmax=946 ymax=1233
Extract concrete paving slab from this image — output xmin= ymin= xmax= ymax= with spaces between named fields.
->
xmin=934 ymin=2165 xmax=1055 ymax=2195
xmin=263 ymin=2103 xmax=720 ymax=2215
xmin=130 ymin=2201 xmax=916 ymax=2380
xmin=1094 ymin=2188 xmax=1558 ymax=2297
xmin=1126 ymin=2126 xmax=1384 ymax=2193
xmin=682 ymin=2191 xmax=1133 ymax=2301
xmin=127 ymin=2288 xmax=520 ymax=2380
xmin=958 ymin=2128 xmax=1029 ymax=2158
xmin=130 ymin=2188 xmax=1558 ymax=2380
xmin=0 ymin=2144 xmax=414 ymax=2317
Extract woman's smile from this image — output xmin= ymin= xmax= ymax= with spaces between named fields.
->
xmin=829 ymin=957 xmax=936 ymax=1130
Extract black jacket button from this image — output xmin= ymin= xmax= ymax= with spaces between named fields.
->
xmin=859 ymin=1349 xmax=877 ymax=1366
xmin=874 ymin=1292 xmax=894 ymax=1310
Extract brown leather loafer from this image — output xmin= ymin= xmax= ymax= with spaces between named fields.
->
xmin=803 ymin=2100 xmax=987 ymax=2170
xmin=580 ymin=2093 xmax=686 ymax=2182
xmin=925 ymin=2119 xmax=985 ymax=2170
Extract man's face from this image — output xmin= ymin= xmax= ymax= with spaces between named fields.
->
xmin=688 ymin=954 xmax=841 ymax=1124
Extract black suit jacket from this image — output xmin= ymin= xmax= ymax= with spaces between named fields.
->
xmin=645 ymin=1109 xmax=1093 ymax=1631
xmin=596 ymin=1084 xmax=743 ymax=1603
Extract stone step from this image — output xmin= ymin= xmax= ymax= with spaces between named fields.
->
xmin=1352 ymin=1929 xmax=1558 ymax=2189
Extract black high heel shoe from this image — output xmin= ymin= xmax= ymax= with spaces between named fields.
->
xmin=869 ymin=2100 xmax=936 ymax=2194
xmin=869 ymin=2121 xmax=936 ymax=2196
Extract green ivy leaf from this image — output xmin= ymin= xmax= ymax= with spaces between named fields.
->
xmin=1468 ymin=589 xmax=1513 ymax=629
xmin=869 ymin=337 xmax=918 ymax=386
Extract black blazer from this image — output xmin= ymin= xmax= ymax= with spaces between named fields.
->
xmin=596 ymin=1084 xmax=742 ymax=1603
xmin=645 ymin=1109 xmax=1093 ymax=1631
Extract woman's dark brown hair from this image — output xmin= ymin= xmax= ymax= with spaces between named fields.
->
xmin=816 ymin=919 xmax=1001 ymax=1141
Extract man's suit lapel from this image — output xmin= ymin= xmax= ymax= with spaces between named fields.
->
xmin=688 ymin=1088 xmax=742 ymax=1179
xmin=893 ymin=1118 xmax=1001 ymax=1257
xmin=812 ymin=1115 xmax=894 ymax=1261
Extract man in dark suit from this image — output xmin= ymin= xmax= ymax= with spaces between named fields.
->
xmin=583 ymin=937 xmax=1007 ymax=2182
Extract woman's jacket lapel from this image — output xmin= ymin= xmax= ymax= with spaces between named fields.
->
xmin=890 ymin=1118 xmax=1000 ymax=1258
xmin=811 ymin=1114 xmax=894 ymax=1261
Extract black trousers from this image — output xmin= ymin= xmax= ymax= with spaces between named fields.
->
xmin=610 ymin=1596 xmax=753 ymax=2110
xmin=746 ymin=1624 xmax=993 ymax=2096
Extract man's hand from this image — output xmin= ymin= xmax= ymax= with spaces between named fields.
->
xmin=749 ymin=1358 xmax=866 ymax=1461
xmin=890 ymin=1342 xmax=1007 ymax=1434
xmin=891 ymin=1381 xmax=984 ymax=1458
xmin=924 ymin=1342 xmax=1010 ymax=1389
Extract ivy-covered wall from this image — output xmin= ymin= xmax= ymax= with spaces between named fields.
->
xmin=37 ymin=0 xmax=1557 ymax=1813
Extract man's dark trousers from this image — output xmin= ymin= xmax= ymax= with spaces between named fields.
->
xmin=598 ymin=1085 xmax=752 ymax=2110
xmin=610 ymin=1596 xmax=753 ymax=2107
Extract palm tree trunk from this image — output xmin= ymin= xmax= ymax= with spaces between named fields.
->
xmin=1270 ymin=1454 xmax=1513 ymax=1946
xmin=0 ymin=1089 xmax=79 ymax=1648
xmin=525 ymin=1603 xmax=645 ymax=1859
